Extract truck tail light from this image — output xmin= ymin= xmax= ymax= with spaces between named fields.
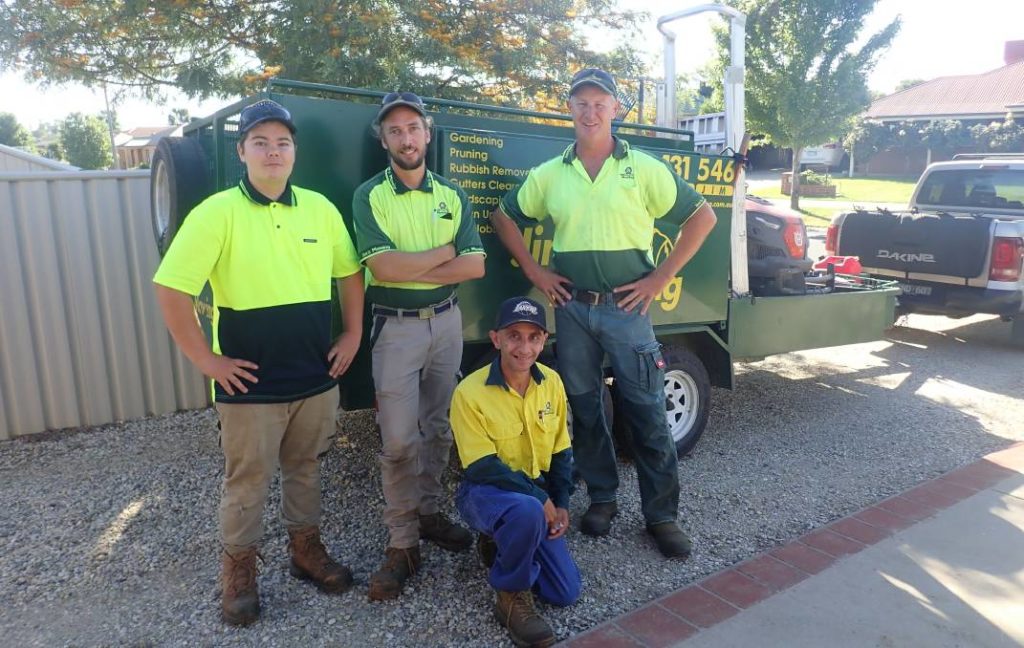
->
xmin=825 ymin=223 xmax=838 ymax=254
xmin=989 ymin=237 xmax=1023 ymax=282
xmin=783 ymin=222 xmax=806 ymax=259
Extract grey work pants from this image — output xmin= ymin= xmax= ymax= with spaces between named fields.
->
xmin=371 ymin=304 xmax=463 ymax=548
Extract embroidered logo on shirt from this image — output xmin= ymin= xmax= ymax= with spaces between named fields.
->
xmin=433 ymin=201 xmax=453 ymax=220
xmin=538 ymin=400 xmax=554 ymax=423
xmin=620 ymin=166 xmax=634 ymax=180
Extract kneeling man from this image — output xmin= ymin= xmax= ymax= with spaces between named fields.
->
xmin=451 ymin=297 xmax=581 ymax=648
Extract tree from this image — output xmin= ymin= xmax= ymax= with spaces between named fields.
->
xmin=713 ymin=0 xmax=899 ymax=208
xmin=168 ymin=108 xmax=191 ymax=126
xmin=60 ymin=113 xmax=112 ymax=169
xmin=0 ymin=1 xmax=645 ymax=112
xmin=0 ymin=112 xmax=35 ymax=151
xmin=895 ymin=78 xmax=925 ymax=93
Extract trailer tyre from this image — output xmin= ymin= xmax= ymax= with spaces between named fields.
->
xmin=613 ymin=346 xmax=711 ymax=458
xmin=151 ymin=137 xmax=210 ymax=257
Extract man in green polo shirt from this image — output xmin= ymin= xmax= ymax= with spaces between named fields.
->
xmin=153 ymin=100 xmax=364 ymax=625
xmin=352 ymin=91 xmax=486 ymax=601
xmin=491 ymin=69 xmax=718 ymax=559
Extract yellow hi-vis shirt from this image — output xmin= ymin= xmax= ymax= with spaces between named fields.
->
xmin=451 ymin=359 xmax=571 ymax=479
xmin=500 ymin=137 xmax=706 ymax=292
xmin=153 ymin=177 xmax=361 ymax=403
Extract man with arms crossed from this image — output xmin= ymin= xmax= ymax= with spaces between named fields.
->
xmin=491 ymin=69 xmax=718 ymax=559
xmin=451 ymin=297 xmax=580 ymax=648
xmin=154 ymin=100 xmax=364 ymax=625
xmin=352 ymin=92 xmax=486 ymax=600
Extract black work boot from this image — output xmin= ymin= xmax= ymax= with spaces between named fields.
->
xmin=646 ymin=521 xmax=693 ymax=559
xmin=419 ymin=511 xmax=473 ymax=552
xmin=287 ymin=526 xmax=354 ymax=594
xmin=580 ymin=501 xmax=618 ymax=537
xmin=221 ymin=548 xmax=260 ymax=626
xmin=368 ymin=546 xmax=421 ymax=601
xmin=494 ymin=589 xmax=556 ymax=647
xmin=477 ymin=532 xmax=497 ymax=569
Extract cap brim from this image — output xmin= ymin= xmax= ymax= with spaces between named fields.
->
xmin=240 ymin=116 xmax=297 ymax=135
xmin=375 ymin=100 xmax=427 ymax=125
xmin=497 ymin=317 xmax=548 ymax=333
xmin=570 ymin=79 xmax=616 ymax=97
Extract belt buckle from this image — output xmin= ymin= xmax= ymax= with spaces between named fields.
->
xmin=418 ymin=307 xmax=434 ymax=319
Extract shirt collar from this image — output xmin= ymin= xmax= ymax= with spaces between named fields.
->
xmin=386 ymin=166 xmax=434 ymax=195
xmin=239 ymin=175 xmax=296 ymax=206
xmin=561 ymin=136 xmax=629 ymax=164
xmin=485 ymin=355 xmax=545 ymax=391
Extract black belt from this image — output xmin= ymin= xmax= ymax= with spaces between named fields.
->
xmin=371 ymin=296 xmax=458 ymax=319
xmin=571 ymin=289 xmax=617 ymax=305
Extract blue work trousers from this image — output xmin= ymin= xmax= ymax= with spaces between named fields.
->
xmin=456 ymin=482 xmax=581 ymax=606
xmin=555 ymin=299 xmax=680 ymax=525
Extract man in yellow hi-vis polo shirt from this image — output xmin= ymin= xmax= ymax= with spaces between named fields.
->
xmin=491 ymin=69 xmax=718 ymax=560
xmin=153 ymin=100 xmax=364 ymax=625
xmin=352 ymin=92 xmax=485 ymax=601
xmin=451 ymin=297 xmax=580 ymax=648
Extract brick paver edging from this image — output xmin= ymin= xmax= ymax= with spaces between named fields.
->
xmin=560 ymin=442 xmax=1024 ymax=647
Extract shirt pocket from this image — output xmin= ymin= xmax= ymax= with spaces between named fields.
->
xmin=296 ymin=234 xmax=330 ymax=279
xmin=486 ymin=422 xmax=525 ymax=460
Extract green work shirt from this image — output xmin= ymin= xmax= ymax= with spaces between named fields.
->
xmin=153 ymin=177 xmax=361 ymax=403
xmin=500 ymin=137 xmax=707 ymax=291
xmin=352 ymin=167 xmax=485 ymax=309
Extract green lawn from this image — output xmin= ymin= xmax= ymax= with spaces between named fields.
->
xmin=753 ymin=176 xmax=918 ymax=203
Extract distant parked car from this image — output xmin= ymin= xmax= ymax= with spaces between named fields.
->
xmin=800 ymin=142 xmax=847 ymax=170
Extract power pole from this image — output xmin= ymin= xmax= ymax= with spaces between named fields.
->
xmin=102 ymin=83 xmax=120 ymax=170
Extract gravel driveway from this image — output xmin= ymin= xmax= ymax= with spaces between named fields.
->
xmin=2 ymin=312 xmax=1022 ymax=647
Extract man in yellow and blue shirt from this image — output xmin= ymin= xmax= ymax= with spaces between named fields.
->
xmin=352 ymin=91 xmax=486 ymax=601
xmin=491 ymin=68 xmax=718 ymax=559
xmin=154 ymin=100 xmax=364 ymax=625
xmin=452 ymin=297 xmax=580 ymax=648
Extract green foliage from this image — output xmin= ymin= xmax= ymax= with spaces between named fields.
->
xmin=44 ymin=141 xmax=65 ymax=161
xmin=712 ymin=0 xmax=898 ymax=207
xmin=894 ymin=78 xmax=925 ymax=92
xmin=0 ymin=1 xmax=646 ymax=111
xmin=798 ymin=169 xmax=832 ymax=186
xmin=0 ymin=112 xmax=35 ymax=151
xmin=848 ymin=115 xmax=1024 ymax=160
xmin=59 ymin=112 xmax=111 ymax=169
xmin=167 ymin=108 xmax=191 ymax=125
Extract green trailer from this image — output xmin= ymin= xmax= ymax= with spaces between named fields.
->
xmin=150 ymin=78 xmax=897 ymax=456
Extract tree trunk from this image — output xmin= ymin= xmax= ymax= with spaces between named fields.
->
xmin=790 ymin=146 xmax=803 ymax=211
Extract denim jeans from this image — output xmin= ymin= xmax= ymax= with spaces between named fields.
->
xmin=555 ymin=299 xmax=679 ymax=525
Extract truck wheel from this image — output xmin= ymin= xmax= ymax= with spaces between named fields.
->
xmin=612 ymin=346 xmax=711 ymax=458
xmin=151 ymin=137 xmax=210 ymax=256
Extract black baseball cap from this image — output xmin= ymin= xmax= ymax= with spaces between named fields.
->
xmin=494 ymin=297 xmax=548 ymax=333
xmin=570 ymin=68 xmax=617 ymax=97
xmin=238 ymin=99 xmax=296 ymax=135
xmin=374 ymin=91 xmax=427 ymax=126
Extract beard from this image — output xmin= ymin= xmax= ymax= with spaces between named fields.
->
xmin=387 ymin=146 xmax=426 ymax=171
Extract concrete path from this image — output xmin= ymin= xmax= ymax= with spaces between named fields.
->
xmin=562 ymin=443 xmax=1024 ymax=648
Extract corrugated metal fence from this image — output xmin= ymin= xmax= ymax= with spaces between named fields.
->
xmin=0 ymin=170 xmax=208 ymax=440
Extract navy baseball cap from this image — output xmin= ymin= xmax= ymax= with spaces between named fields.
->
xmin=570 ymin=68 xmax=617 ymax=97
xmin=238 ymin=99 xmax=296 ymax=135
xmin=374 ymin=91 xmax=427 ymax=126
xmin=494 ymin=297 xmax=548 ymax=333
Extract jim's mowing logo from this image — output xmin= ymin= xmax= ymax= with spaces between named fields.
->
xmin=651 ymin=230 xmax=683 ymax=311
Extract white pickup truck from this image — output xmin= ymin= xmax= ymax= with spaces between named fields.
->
xmin=825 ymin=154 xmax=1024 ymax=344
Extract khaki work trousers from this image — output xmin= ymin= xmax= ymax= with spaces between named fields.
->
xmin=371 ymin=305 xmax=463 ymax=548
xmin=216 ymin=387 xmax=339 ymax=554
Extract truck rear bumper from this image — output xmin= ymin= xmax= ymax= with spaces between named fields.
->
xmin=897 ymin=283 xmax=1023 ymax=317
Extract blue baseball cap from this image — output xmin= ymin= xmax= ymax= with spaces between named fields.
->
xmin=238 ymin=99 xmax=296 ymax=135
xmin=570 ymin=68 xmax=617 ymax=97
xmin=494 ymin=297 xmax=548 ymax=333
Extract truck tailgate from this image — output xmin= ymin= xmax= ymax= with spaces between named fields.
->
xmin=838 ymin=211 xmax=990 ymax=278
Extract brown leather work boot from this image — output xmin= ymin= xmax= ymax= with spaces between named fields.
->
xmin=221 ymin=548 xmax=260 ymax=626
xmin=367 ymin=546 xmax=421 ymax=601
xmin=419 ymin=511 xmax=473 ymax=552
xmin=287 ymin=526 xmax=354 ymax=594
xmin=493 ymin=590 xmax=555 ymax=647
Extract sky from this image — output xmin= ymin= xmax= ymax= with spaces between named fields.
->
xmin=1 ymin=0 xmax=1022 ymax=131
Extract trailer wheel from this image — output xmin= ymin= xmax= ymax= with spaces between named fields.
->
xmin=612 ymin=346 xmax=711 ymax=458
xmin=151 ymin=137 xmax=210 ymax=256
